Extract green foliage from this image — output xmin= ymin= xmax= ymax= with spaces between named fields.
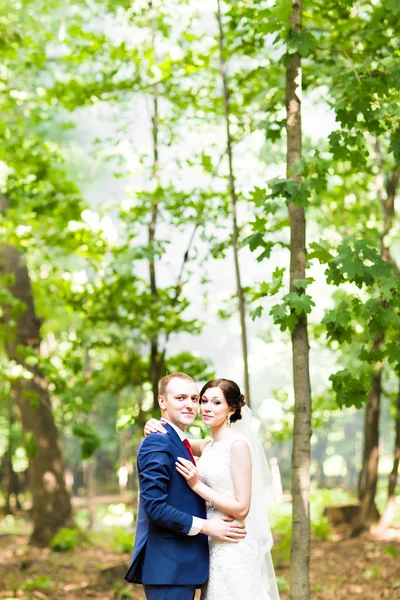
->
xmin=72 ymin=423 xmax=102 ymax=459
xmin=322 ymin=302 xmax=355 ymax=345
xmin=363 ymin=566 xmax=380 ymax=581
xmin=248 ymin=268 xmax=285 ymax=320
xmin=165 ymin=353 xmax=214 ymax=381
xmin=22 ymin=576 xmax=53 ymax=591
xmin=309 ymin=233 xmax=400 ymax=406
xmin=384 ymin=546 xmax=399 ymax=558
xmin=23 ymin=432 xmax=38 ymax=459
xmin=326 ymin=240 xmax=397 ymax=290
xmin=329 ymin=368 xmax=372 ymax=409
xmin=276 ymin=575 xmax=289 ymax=592
xmin=0 ymin=0 xmax=399 ymax=530
xmin=111 ymin=528 xmax=134 ymax=554
xmin=287 ymin=30 xmax=317 ymax=57
xmin=310 ymin=487 xmax=354 ymax=513
xmin=50 ymin=528 xmax=80 ymax=552
xmin=270 ymin=488 xmax=339 ymax=543
xmin=113 ymin=581 xmax=134 ymax=599
xmin=271 ymin=291 xmax=315 ymax=332
xmin=269 ymin=504 xmax=292 ymax=538
xmin=311 ymin=516 xmax=331 ymax=541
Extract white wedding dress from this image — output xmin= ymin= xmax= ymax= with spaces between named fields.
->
xmin=197 ymin=432 xmax=275 ymax=600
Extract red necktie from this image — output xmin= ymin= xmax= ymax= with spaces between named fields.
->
xmin=183 ymin=439 xmax=195 ymax=464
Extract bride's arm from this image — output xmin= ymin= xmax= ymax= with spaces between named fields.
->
xmin=176 ymin=439 xmax=251 ymax=521
xmin=143 ymin=419 xmax=211 ymax=457
xmin=189 ymin=438 xmax=211 ymax=457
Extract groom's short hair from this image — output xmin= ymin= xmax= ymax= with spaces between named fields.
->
xmin=158 ymin=372 xmax=195 ymax=398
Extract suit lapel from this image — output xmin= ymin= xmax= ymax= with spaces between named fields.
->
xmin=163 ymin=422 xmax=193 ymax=462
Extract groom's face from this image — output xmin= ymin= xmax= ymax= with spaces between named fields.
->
xmin=159 ymin=378 xmax=199 ymax=431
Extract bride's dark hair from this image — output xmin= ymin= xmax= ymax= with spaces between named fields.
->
xmin=199 ymin=378 xmax=245 ymax=423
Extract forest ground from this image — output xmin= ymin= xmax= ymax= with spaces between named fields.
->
xmin=1 ymin=530 xmax=399 ymax=600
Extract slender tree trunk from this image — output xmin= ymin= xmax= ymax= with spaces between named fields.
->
xmin=344 ymin=419 xmax=358 ymax=492
xmin=216 ymin=0 xmax=251 ymax=406
xmin=357 ymin=353 xmax=382 ymax=525
xmin=376 ymin=381 xmax=400 ymax=531
xmin=1 ymin=244 xmax=73 ymax=545
xmin=149 ymin=3 xmax=161 ymax=408
xmin=357 ymin=167 xmax=399 ymax=530
xmin=286 ymin=2 xmax=312 ymax=599
xmin=149 ymin=93 xmax=160 ymax=408
xmin=159 ymin=224 xmax=199 ymax=367
xmin=2 ymin=393 xmax=18 ymax=513
xmin=118 ymin=426 xmax=128 ymax=496
xmin=312 ymin=430 xmax=328 ymax=489
xmin=84 ymin=459 xmax=96 ymax=530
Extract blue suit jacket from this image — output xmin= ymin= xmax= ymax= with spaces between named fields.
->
xmin=124 ymin=423 xmax=209 ymax=585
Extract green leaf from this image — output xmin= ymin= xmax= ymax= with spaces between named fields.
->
xmin=389 ymin=133 xmax=400 ymax=161
xmin=270 ymin=302 xmax=287 ymax=324
xmin=308 ymin=241 xmax=333 ymax=264
xmin=287 ymin=31 xmax=317 ymax=56
xmin=270 ymin=267 xmax=285 ymax=296
xmin=286 ymin=292 xmax=315 ymax=316
xmin=200 ymin=153 xmax=213 ymax=173
xmin=256 ymin=243 xmax=275 ymax=262
xmin=245 ymin=232 xmax=264 ymax=252
xmin=249 ymin=186 xmax=266 ymax=206
xmin=72 ymin=422 xmax=101 ymax=459
xmin=293 ymin=278 xmax=314 ymax=290
xmin=271 ymin=0 xmax=292 ymax=25
xmin=250 ymin=306 xmax=263 ymax=320
xmin=386 ymin=341 xmax=400 ymax=367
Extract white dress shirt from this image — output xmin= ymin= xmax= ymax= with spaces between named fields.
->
xmin=161 ymin=418 xmax=204 ymax=536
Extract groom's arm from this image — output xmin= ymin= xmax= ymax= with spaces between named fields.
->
xmin=138 ymin=435 xmax=247 ymax=542
xmin=137 ymin=434 xmax=196 ymax=536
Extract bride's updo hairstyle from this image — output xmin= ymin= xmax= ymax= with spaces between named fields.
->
xmin=199 ymin=378 xmax=245 ymax=423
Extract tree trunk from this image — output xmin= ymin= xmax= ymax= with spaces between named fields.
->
xmin=356 ymin=168 xmax=399 ymax=531
xmin=312 ymin=430 xmax=328 ymax=489
xmin=286 ymin=2 xmax=312 ymax=599
xmin=118 ymin=426 xmax=129 ymax=496
xmin=357 ymin=348 xmax=382 ymax=527
xmin=149 ymin=97 xmax=161 ymax=408
xmin=84 ymin=459 xmax=96 ymax=530
xmin=216 ymin=0 xmax=251 ymax=406
xmin=1 ymin=244 xmax=73 ymax=545
xmin=159 ymin=224 xmax=199 ymax=368
xmin=149 ymin=6 xmax=162 ymax=408
xmin=376 ymin=382 xmax=400 ymax=531
xmin=344 ymin=419 xmax=358 ymax=492
xmin=2 ymin=392 xmax=20 ymax=513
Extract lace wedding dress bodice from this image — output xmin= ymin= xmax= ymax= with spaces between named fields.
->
xmin=197 ymin=433 xmax=271 ymax=600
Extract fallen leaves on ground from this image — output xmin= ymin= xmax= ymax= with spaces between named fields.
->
xmin=0 ymin=532 xmax=399 ymax=599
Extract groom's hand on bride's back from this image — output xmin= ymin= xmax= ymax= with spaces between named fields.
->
xmin=201 ymin=516 xmax=246 ymax=543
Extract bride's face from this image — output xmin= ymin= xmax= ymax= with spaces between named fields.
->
xmin=200 ymin=386 xmax=234 ymax=428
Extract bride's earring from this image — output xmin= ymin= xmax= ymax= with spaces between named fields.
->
xmin=227 ymin=414 xmax=231 ymax=427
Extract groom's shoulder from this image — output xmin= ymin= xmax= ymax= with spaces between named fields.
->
xmin=139 ymin=431 xmax=171 ymax=454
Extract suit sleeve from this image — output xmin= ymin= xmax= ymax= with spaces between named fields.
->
xmin=137 ymin=434 xmax=194 ymax=535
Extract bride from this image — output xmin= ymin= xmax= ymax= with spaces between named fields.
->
xmin=145 ymin=378 xmax=280 ymax=600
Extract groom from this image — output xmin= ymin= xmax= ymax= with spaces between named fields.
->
xmin=124 ymin=372 xmax=246 ymax=600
